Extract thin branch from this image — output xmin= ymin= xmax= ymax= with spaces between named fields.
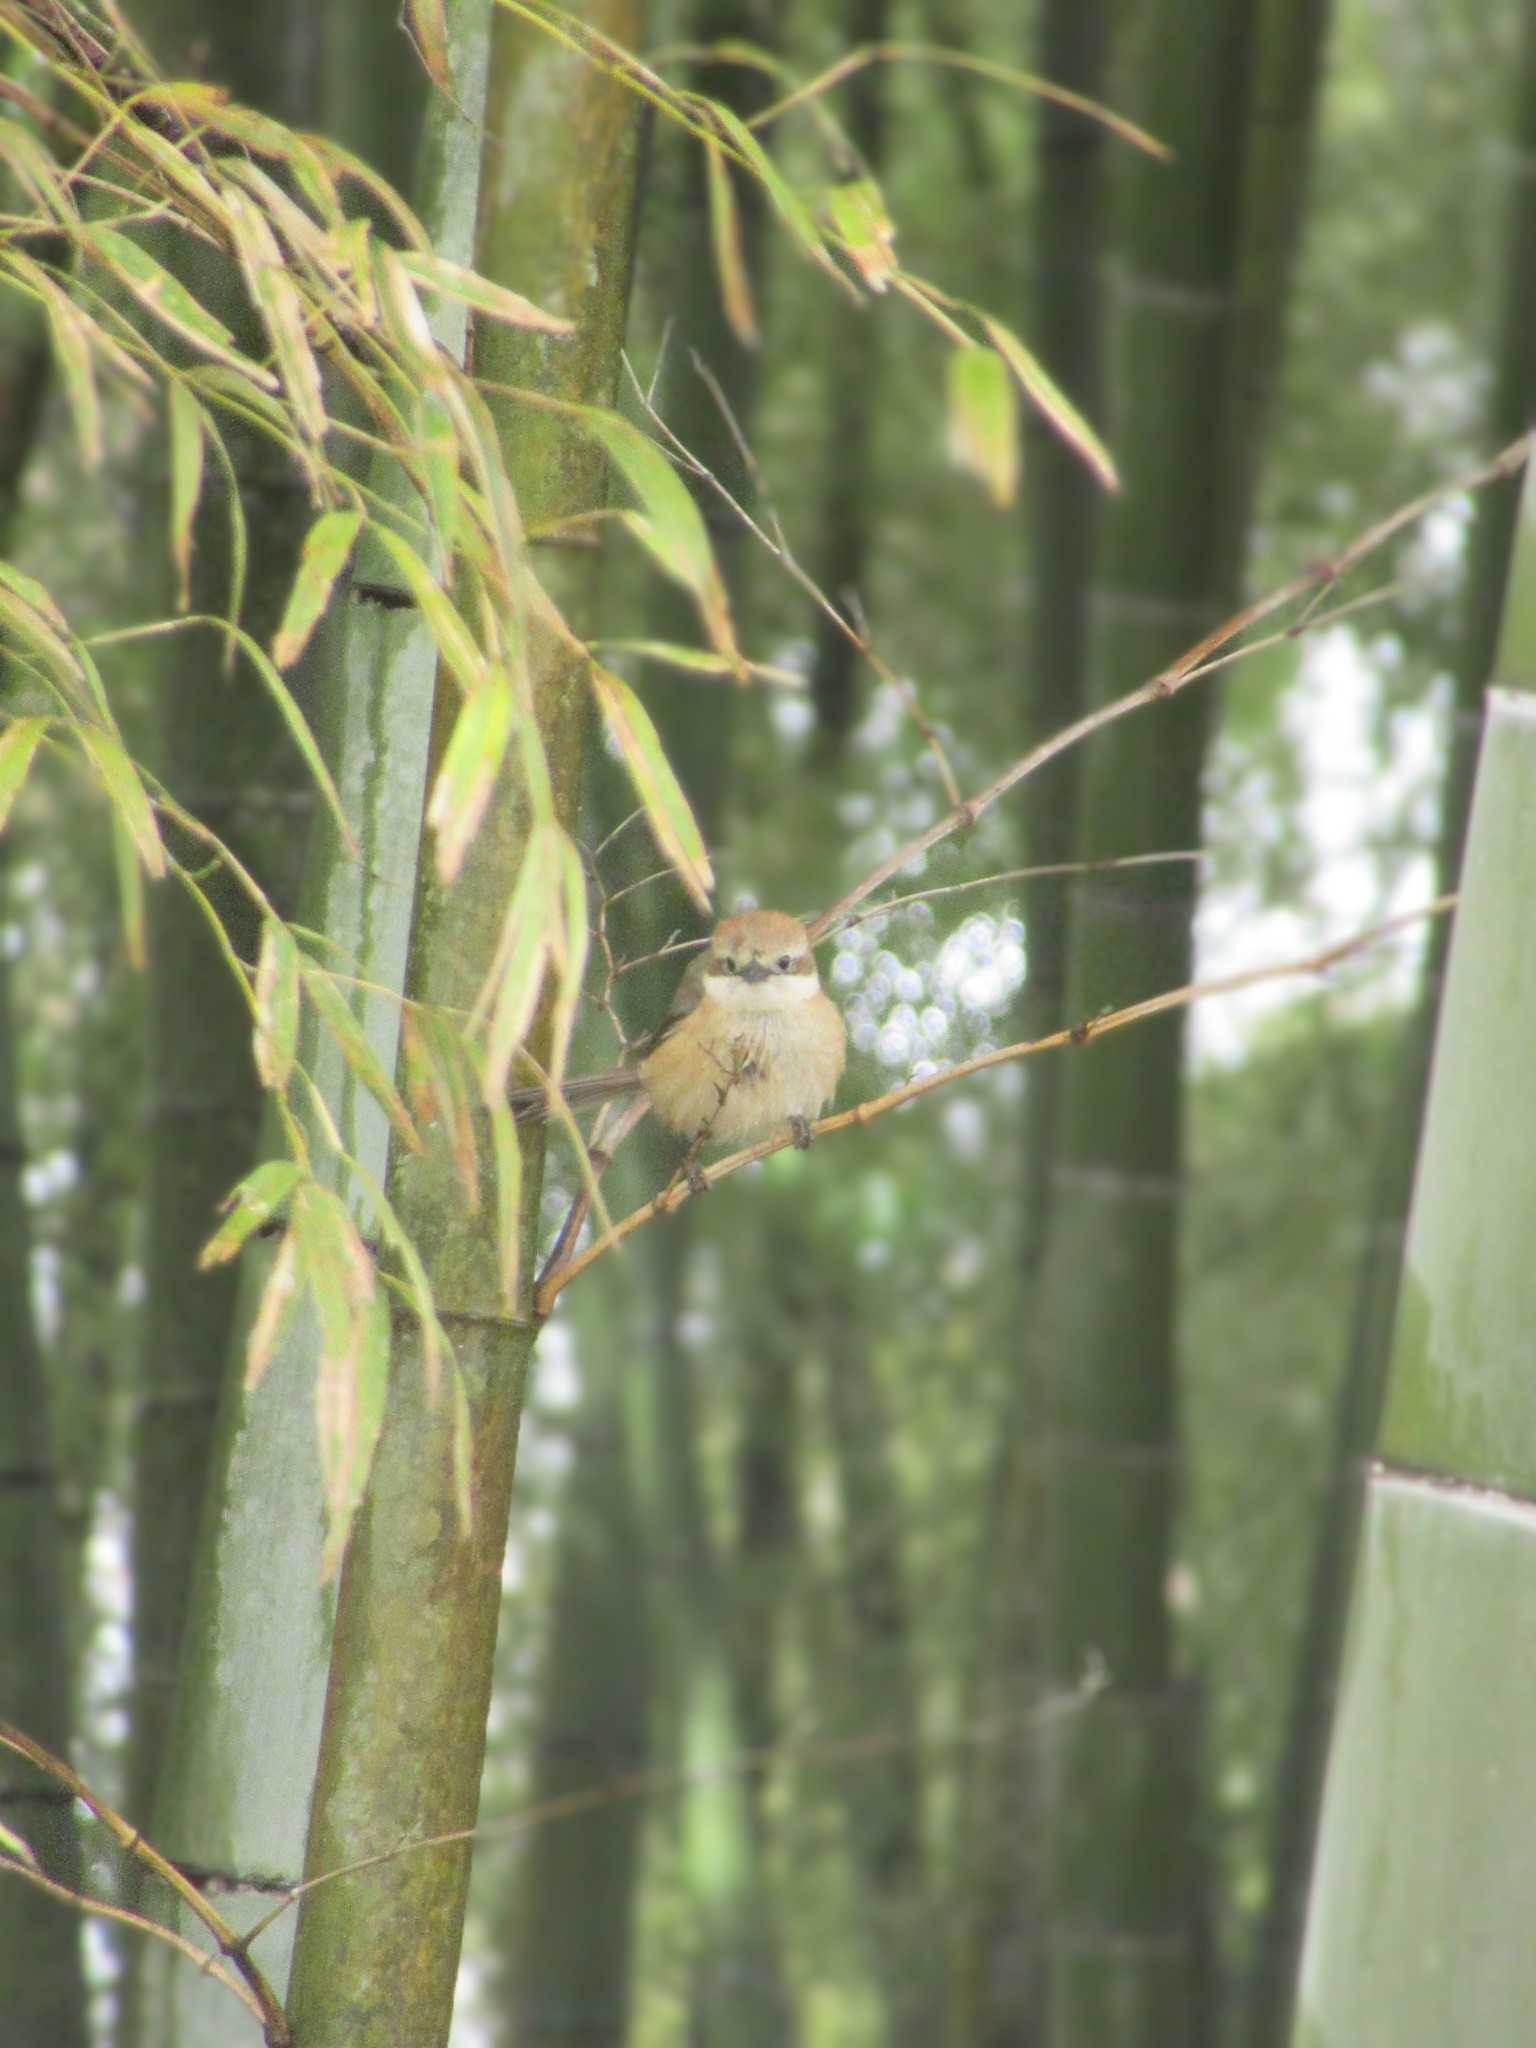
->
xmin=621 ymin=348 xmax=964 ymax=804
xmin=835 ymin=849 xmax=1207 ymax=934
xmin=238 ymin=1655 xmax=1107 ymax=1953
xmin=806 ymin=433 xmax=1531 ymax=942
xmin=0 ymin=1719 xmax=290 ymax=2044
xmin=535 ymin=896 xmax=1457 ymax=1315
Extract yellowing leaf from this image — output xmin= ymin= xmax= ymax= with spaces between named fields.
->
xmin=272 ymin=508 xmax=363 ymax=669
xmin=253 ymin=919 xmax=301 ymax=1089
xmin=166 ymin=382 xmax=205 ymax=613
xmin=574 ymin=408 xmax=739 ymax=667
xmin=982 ymin=315 xmax=1119 ymax=493
xmin=225 ymin=191 xmax=327 ymax=443
xmin=0 ymin=718 xmax=48 ymax=833
xmin=395 ymin=251 xmax=575 ymax=336
xmin=245 ymin=1227 xmax=299 ymax=1390
xmin=372 ymin=526 xmax=487 ymax=694
xmin=44 ymin=293 xmax=103 ymax=470
xmin=947 ymin=346 xmax=1020 ymax=507
xmin=704 ymin=140 xmax=758 ymax=346
xmin=707 ymin=102 xmax=853 ymax=298
xmin=76 ymin=727 xmax=165 ymax=879
xmin=823 ymin=178 xmax=897 ymax=293
xmin=426 ymin=672 xmax=516 ymax=883
xmin=592 ymin=666 xmax=713 ymax=911
xmin=301 ymin=961 xmax=420 ymax=1151
xmin=482 ymin=827 xmax=553 ymax=1099
xmin=201 ymin=1160 xmax=305 ymax=1268
xmin=79 ymin=225 xmax=265 ymax=381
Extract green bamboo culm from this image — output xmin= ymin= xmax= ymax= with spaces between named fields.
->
xmin=1291 ymin=684 xmax=1536 ymax=2045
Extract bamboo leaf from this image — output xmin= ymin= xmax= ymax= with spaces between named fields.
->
xmin=706 ymin=101 xmax=850 ymax=294
xmin=225 ymin=191 xmax=328 ymax=442
xmin=823 ymin=177 xmax=897 ymax=293
xmin=79 ymin=224 xmax=269 ymax=382
xmin=0 ymin=1817 xmax=39 ymax=1869
xmin=415 ymin=387 xmax=462 ymax=553
xmin=201 ymin=1159 xmax=305 ymax=1267
xmin=0 ymin=717 xmax=48 ymax=832
xmin=947 ymin=345 xmax=1020 ymax=508
xmin=43 ymin=292 xmax=103 ymax=470
xmin=166 ymin=382 xmax=205 ymax=613
xmin=272 ymin=509 xmax=363 ymax=669
xmin=573 ymin=407 xmax=738 ymax=664
xmin=487 ymin=1093 xmax=522 ymax=1311
xmin=592 ymin=639 xmax=737 ymax=677
xmin=426 ymin=671 xmax=516 ymax=883
xmin=245 ymin=1226 xmax=299 ymax=1391
xmin=703 ymin=139 xmax=758 ymax=347
xmin=76 ymin=727 xmax=166 ymax=879
xmin=981 ymin=314 xmax=1119 ymax=493
xmin=224 ymin=627 xmax=356 ymax=854
xmin=592 ymin=665 xmax=713 ymax=910
xmin=372 ymin=526 xmax=487 ymax=693
xmin=301 ymin=961 xmax=420 ymax=1151
xmin=395 ymin=251 xmax=575 ymax=335
xmin=482 ymin=829 xmax=553 ymax=1100
xmin=253 ymin=919 xmax=301 ymax=1089
xmin=548 ymin=827 xmax=590 ymax=1085
xmin=105 ymin=810 xmax=147 ymax=970
xmin=403 ymin=0 xmax=451 ymax=88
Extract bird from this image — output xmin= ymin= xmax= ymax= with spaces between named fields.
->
xmin=512 ymin=908 xmax=846 ymax=1152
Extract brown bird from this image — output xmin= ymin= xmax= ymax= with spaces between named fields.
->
xmin=514 ymin=908 xmax=846 ymax=1149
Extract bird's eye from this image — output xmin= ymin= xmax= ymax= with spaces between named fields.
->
xmin=777 ymin=955 xmax=791 ymax=970
xmin=718 ymin=956 xmax=736 ymax=975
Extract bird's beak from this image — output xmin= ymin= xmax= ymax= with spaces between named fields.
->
xmin=736 ymin=959 xmax=772 ymax=984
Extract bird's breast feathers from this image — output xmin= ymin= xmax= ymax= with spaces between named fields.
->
xmin=640 ymin=989 xmax=846 ymax=1144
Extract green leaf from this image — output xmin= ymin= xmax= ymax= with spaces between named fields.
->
xmin=272 ymin=509 xmax=363 ymax=670
xmin=946 ymin=346 xmax=1020 ymax=508
xmin=706 ymin=101 xmax=850 ymax=295
xmin=253 ymin=919 xmax=301 ymax=1090
xmin=223 ymin=625 xmax=355 ymax=854
xmin=44 ymin=292 xmax=103 ymax=471
xmin=201 ymin=1160 xmax=305 ymax=1267
xmin=79 ymin=224 xmax=265 ymax=381
xmin=0 ymin=717 xmax=48 ymax=832
xmin=0 ymin=1817 xmax=39 ymax=1869
xmin=245 ymin=1228 xmax=299 ymax=1391
xmin=573 ymin=407 xmax=738 ymax=664
xmin=487 ymin=1093 xmax=522 ymax=1312
xmin=372 ymin=526 xmax=487 ymax=694
xmin=301 ymin=961 xmax=420 ymax=1151
xmin=592 ymin=639 xmax=737 ymax=677
xmin=592 ymin=665 xmax=713 ymax=911
xmin=76 ymin=727 xmax=165 ymax=879
xmin=548 ymin=828 xmax=590 ymax=1088
xmin=395 ymin=251 xmax=575 ymax=335
xmin=703 ymin=139 xmax=758 ymax=347
xmin=106 ymin=809 xmax=147 ymax=971
xmin=286 ymin=1184 xmax=388 ymax=1580
xmin=166 ymin=382 xmax=205 ymax=614
xmin=225 ymin=191 xmax=327 ymax=442
xmin=822 ymin=177 xmax=897 ymax=292
xmin=482 ymin=828 xmax=553 ymax=1100
xmin=425 ymin=671 xmax=516 ymax=883
xmin=981 ymin=315 xmax=1119 ymax=493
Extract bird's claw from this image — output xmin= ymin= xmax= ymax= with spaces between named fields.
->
xmin=789 ymin=1114 xmax=813 ymax=1151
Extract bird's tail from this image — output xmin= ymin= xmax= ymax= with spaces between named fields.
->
xmin=509 ymin=1070 xmax=644 ymax=1123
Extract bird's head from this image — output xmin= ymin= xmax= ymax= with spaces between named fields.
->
xmin=702 ymin=910 xmax=821 ymax=1012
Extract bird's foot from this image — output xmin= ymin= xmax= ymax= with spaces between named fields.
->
xmin=686 ymin=1161 xmax=710 ymax=1196
xmin=789 ymin=1114 xmax=813 ymax=1151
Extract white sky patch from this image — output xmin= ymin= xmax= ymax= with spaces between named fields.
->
xmin=1194 ymin=626 xmax=1449 ymax=1064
